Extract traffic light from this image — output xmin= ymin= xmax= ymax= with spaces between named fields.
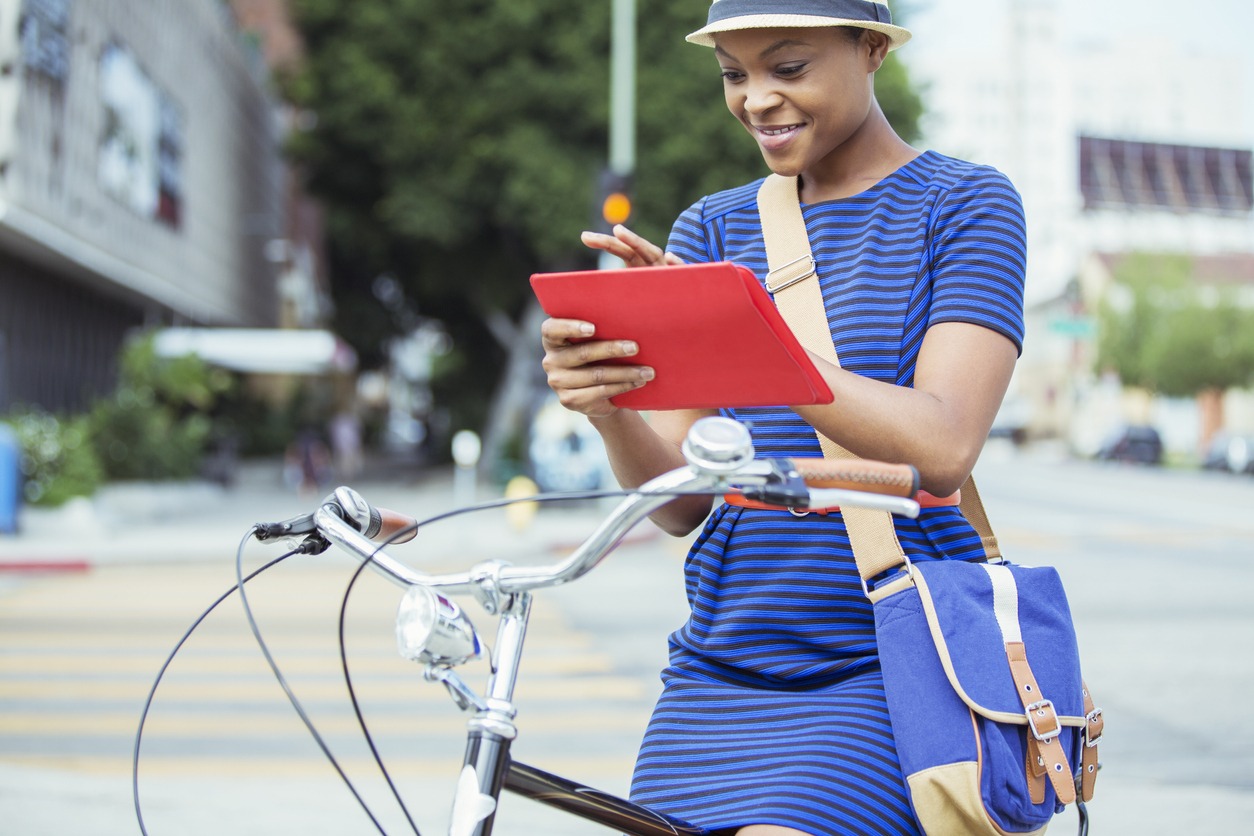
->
xmin=594 ymin=168 xmax=633 ymax=232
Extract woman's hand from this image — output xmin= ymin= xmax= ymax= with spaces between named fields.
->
xmin=540 ymin=318 xmax=655 ymax=419
xmin=580 ymin=224 xmax=684 ymax=268
xmin=542 ymin=225 xmax=678 ymax=419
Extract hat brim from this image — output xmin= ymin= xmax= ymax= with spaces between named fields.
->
xmin=686 ymin=15 xmax=912 ymax=50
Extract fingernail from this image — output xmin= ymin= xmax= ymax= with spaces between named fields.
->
xmin=579 ymin=323 xmax=595 ymax=336
xmin=620 ymin=341 xmax=638 ymax=355
xmin=640 ymin=367 xmax=654 ymax=381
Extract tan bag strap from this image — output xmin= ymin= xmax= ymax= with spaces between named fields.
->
xmin=756 ymin=174 xmax=1002 ymax=582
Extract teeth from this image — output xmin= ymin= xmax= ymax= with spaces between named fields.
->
xmin=760 ymin=126 xmax=797 ymax=136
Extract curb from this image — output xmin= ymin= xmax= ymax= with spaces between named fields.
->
xmin=0 ymin=558 xmax=92 ymax=573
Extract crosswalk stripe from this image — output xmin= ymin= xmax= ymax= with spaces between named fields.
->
xmin=0 ymin=651 xmax=615 ymax=675
xmin=0 ymin=561 xmax=661 ymax=796
xmin=0 ymin=675 xmax=649 ymax=702
xmin=0 ymin=709 xmax=649 ymax=736
xmin=9 ymin=753 xmax=640 ymax=779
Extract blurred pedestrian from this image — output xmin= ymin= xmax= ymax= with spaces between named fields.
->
xmin=284 ymin=427 xmax=330 ymax=498
xmin=329 ymin=409 xmax=363 ymax=480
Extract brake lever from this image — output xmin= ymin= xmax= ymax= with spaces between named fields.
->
xmin=253 ymin=512 xmax=317 ymax=541
xmin=733 ymin=459 xmax=809 ymax=506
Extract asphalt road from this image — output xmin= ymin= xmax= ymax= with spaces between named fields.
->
xmin=1 ymin=442 xmax=1253 ymax=834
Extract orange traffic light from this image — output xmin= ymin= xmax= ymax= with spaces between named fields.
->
xmin=594 ymin=168 xmax=633 ymax=231
xmin=602 ymin=191 xmax=632 ymax=226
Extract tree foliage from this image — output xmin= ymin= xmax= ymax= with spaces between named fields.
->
xmin=283 ymin=0 xmax=923 ymax=440
xmin=1095 ymin=253 xmax=1254 ymax=397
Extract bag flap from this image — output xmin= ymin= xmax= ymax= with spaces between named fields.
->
xmin=912 ymin=560 xmax=1087 ymax=724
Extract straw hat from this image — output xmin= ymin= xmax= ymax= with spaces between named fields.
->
xmin=686 ymin=0 xmax=912 ymax=51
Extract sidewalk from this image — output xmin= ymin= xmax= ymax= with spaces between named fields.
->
xmin=0 ymin=457 xmax=637 ymax=572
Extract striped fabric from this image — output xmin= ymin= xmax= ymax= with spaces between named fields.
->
xmin=629 ymin=152 xmax=1026 ymax=835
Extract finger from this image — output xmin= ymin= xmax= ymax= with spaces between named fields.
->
xmin=580 ymin=230 xmax=637 ymax=262
xmin=581 ymin=227 xmax=667 ymax=267
xmin=547 ymin=338 xmax=642 ymax=370
xmin=541 ymin=317 xmax=595 ymax=347
xmin=546 ymin=354 xmax=655 ymax=418
xmin=550 ymin=361 xmax=654 ymax=391
xmin=610 ymin=225 xmax=667 ymax=265
xmin=663 ymin=252 xmax=685 ymax=266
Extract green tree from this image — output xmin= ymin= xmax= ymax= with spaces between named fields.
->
xmin=1096 ymin=252 xmax=1254 ymax=402
xmin=284 ymin=0 xmax=922 ymax=470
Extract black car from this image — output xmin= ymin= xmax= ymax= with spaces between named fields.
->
xmin=1095 ymin=425 xmax=1164 ymax=465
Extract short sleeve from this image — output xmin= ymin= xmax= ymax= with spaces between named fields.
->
xmin=927 ymin=168 xmax=1027 ymax=354
xmin=666 ymin=197 xmax=717 ymax=264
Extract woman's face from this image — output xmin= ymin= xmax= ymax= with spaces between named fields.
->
xmin=713 ymin=27 xmax=882 ymax=178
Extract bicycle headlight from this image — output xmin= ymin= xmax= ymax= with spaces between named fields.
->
xmin=396 ymin=585 xmax=481 ymax=666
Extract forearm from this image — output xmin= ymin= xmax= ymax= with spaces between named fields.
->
xmin=795 ymin=374 xmax=980 ymax=496
xmin=794 ymin=324 xmax=1017 ymax=496
xmin=588 ymin=409 xmax=715 ymax=536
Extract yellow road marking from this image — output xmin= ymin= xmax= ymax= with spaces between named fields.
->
xmin=0 ymin=709 xmax=648 ymax=736
xmin=0 ymin=652 xmax=614 ymax=676
xmin=2 ymin=752 xmax=639 ymax=779
xmin=0 ymin=675 xmax=648 ymax=701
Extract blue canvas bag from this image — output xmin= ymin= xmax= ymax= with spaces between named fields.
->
xmin=867 ymin=555 xmax=1102 ymax=834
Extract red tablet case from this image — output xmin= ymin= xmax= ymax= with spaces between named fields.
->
xmin=529 ymin=262 xmax=833 ymax=410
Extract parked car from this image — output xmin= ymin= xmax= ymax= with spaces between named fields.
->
xmin=1095 ymin=424 xmax=1164 ymax=465
xmin=1202 ymin=432 xmax=1254 ymax=475
xmin=988 ymin=395 xmax=1030 ymax=446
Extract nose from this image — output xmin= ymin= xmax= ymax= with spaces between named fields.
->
xmin=739 ymin=78 xmax=783 ymax=117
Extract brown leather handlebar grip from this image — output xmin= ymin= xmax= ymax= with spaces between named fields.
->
xmin=792 ymin=458 xmax=920 ymax=498
xmin=375 ymin=508 xmax=419 ymax=544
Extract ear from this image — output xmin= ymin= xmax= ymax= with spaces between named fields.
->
xmin=863 ymin=31 xmax=891 ymax=72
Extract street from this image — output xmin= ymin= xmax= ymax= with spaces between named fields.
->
xmin=2 ymin=443 xmax=1254 ymax=834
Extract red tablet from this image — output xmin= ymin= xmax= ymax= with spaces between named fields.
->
xmin=530 ymin=262 xmax=833 ymax=410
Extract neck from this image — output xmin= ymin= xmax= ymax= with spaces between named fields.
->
xmin=797 ymin=100 xmax=918 ymax=204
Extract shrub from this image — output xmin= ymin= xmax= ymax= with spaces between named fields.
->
xmin=3 ymin=409 xmax=104 ymax=507
xmin=87 ymin=334 xmax=234 ymax=481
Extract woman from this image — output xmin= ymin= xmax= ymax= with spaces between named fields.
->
xmin=541 ymin=2 xmax=1025 ymax=834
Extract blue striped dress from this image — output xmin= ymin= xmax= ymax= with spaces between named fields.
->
xmin=629 ymin=151 xmax=1027 ymax=835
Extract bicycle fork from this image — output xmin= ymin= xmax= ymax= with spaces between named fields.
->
xmin=440 ymin=589 xmax=707 ymax=836
xmin=440 ymin=585 xmax=530 ymax=836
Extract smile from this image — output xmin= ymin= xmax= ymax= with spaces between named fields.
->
xmin=756 ymin=124 xmax=802 ymax=136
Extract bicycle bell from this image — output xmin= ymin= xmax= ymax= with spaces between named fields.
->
xmin=682 ymin=416 xmax=754 ymax=474
xmin=396 ymin=585 xmax=482 ymax=667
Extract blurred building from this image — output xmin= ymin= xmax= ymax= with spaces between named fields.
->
xmin=906 ymin=0 xmax=1254 ymax=453
xmin=0 ymin=0 xmax=322 ymax=414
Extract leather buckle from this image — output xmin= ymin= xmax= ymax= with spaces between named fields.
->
xmin=1084 ymin=707 xmax=1104 ymax=748
xmin=1025 ymin=699 xmax=1062 ymax=743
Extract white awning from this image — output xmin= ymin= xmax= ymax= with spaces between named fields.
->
xmin=152 ymin=328 xmax=357 ymax=374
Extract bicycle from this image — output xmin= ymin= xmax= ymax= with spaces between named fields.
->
xmin=133 ymin=415 xmax=923 ymax=836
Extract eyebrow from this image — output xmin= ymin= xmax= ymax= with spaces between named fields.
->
xmin=715 ymin=38 xmax=812 ymax=63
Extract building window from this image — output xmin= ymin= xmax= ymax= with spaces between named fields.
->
xmin=1079 ymin=135 xmax=1254 ymax=215
xmin=19 ymin=0 xmax=71 ymax=82
xmin=97 ymin=41 xmax=183 ymax=229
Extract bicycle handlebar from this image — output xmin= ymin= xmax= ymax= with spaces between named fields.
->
xmin=264 ymin=417 xmax=922 ymax=601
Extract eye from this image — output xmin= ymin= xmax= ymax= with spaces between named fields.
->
xmin=720 ymin=68 xmax=745 ymax=83
xmin=776 ymin=63 xmax=807 ymax=78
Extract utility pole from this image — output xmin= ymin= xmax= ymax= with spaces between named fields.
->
xmin=599 ymin=0 xmax=636 ymax=270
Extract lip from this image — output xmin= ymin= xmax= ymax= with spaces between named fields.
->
xmin=753 ymin=123 xmax=803 ymax=152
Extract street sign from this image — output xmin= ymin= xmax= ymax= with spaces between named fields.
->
xmin=1048 ymin=316 xmax=1095 ymax=338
